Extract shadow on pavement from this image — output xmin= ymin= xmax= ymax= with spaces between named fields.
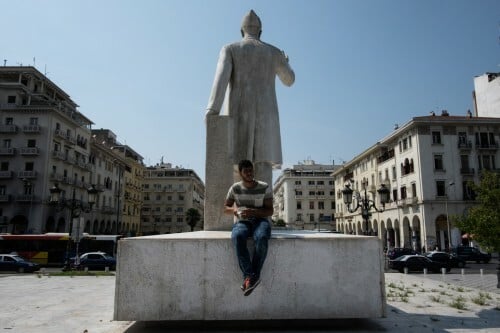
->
xmin=123 ymin=318 xmax=386 ymax=332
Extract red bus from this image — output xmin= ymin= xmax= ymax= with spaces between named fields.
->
xmin=0 ymin=233 xmax=122 ymax=266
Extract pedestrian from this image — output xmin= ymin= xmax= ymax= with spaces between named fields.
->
xmin=224 ymin=160 xmax=273 ymax=296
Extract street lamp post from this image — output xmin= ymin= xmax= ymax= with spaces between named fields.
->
xmin=445 ymin=181 xmax=455 ymax=251
xmin=342 ymin=180 xmax=390 ymax=235
xmin=49 ymin=183 xmax=99 ymax=270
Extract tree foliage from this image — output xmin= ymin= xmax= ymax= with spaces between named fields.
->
xmin=185 ymin=208 xmax=201 ymax=232
xmin=453 ymin=171 xmax=500 ymax=252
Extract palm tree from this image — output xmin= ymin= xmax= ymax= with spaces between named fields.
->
xmin=185 ymin=208 xmax=201 ymax=232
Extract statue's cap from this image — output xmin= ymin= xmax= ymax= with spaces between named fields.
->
xmin=241 ymin=10 xmax=261 ymax=32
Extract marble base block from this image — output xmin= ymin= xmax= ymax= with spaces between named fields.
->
xmin=114 ymin=230 xmax=386 ymax=321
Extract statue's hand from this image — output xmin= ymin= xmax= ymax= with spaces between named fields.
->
xmin=204 ymin=109 xmax=219 ymax=124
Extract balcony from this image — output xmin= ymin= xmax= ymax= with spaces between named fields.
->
xmin=397 ymin=197 xmax=418 ymax=207
xmin=49 ymin=172 xmax=65 ymax=182
xmin=16 ymin=194 xmax=35 ymax=202
xmin=101 ymin=206 xmax=115 ymax=214
xmin=23 ymin=125 xmax=41 ymax=133
xmin=460 ymin=167 xmax=475 ymax=175
xmin=0 ymin=171 xmax=13 ymax=179
xmin=0 ymin=194 xmax=11 ymax=202
xmin=54 ymin=129 xmax=76 ymax=145
xmin=0 ymin=124 xmax=18 ymax=133
xmin=18 ymin=171 xmax=37 ymax=179
xmin=0 ymin=148 xmax=15 ymax=156
xmin=476 ymin=142 xmax=499 ymax=151
xmin=457 ymin=141 xmax=472 ymax=150
xmin=20 ymin=147 xmax=40 ymax=155
xmin=52 ymin=150 xmax=66 ymax=161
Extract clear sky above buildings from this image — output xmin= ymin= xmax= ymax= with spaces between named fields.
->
xmin=2 ymin=0 xmax=499 ymax=181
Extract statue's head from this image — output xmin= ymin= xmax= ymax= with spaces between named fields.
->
xmin=241 ymin=10 xmax=262 ymax=38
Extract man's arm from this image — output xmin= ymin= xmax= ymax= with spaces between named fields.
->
xmin=224 ymin=198 xmax=238 ymax=217
xmin=206 ymin=45 xmax=232 ymax=118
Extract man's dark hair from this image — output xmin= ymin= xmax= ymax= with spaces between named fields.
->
xmin=238 ymin=159 xmax=253 ymax=172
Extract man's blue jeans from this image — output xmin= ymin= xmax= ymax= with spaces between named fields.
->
xmin=231 ymin=218 xmax=271 ymax=279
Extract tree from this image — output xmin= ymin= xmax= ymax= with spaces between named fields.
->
xmin=185 ymin=208 xmax=201 ymax=232
xmin=453 ymin=171 xmax=500 ymax=253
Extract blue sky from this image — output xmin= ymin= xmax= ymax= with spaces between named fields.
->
xmin=2 ymin=0 xmax=499 ymax=181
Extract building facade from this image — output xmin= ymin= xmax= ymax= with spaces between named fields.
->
xmin=0 ymin=66 xmax=95 ymax=234
xmin=273 ymin=160 xmax=339 ymax=230
xmin=141 ymin=163 xmax=205 ymax=234
xmin=333 ymin=111 xmax=500 ymax=252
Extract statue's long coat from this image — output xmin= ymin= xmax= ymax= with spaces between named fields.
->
xmin=206 ymin=36 xmax=295 ymax=167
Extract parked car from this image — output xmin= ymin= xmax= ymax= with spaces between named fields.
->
xmin=425 ymin=251 xmax=466 ymax=268
xmin=0 ymin=254 xmax=41 ymax=273
xmin=452 ymin=246 xmax=491 ymax=263
xmin=70 ymin=252 xmax=116 ymax=271
xmin=389 ymin=254 xmax=451 ymax=273
xmin=386 ymin=248 xmax=417 ymax=260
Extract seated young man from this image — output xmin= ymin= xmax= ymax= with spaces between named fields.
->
xmin=224 ymin=160 xmax=273 ymax=296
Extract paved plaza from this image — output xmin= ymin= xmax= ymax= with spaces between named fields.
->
xmin=0 ymin=271 xmax=499 ymax=333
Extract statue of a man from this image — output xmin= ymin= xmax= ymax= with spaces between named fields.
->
xmin=205 ymin=10 xmax=295 ymax=186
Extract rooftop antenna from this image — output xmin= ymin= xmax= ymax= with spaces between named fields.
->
xmin=44 ymin=64 xmax=49 ymax=77
xmin=3 ymin=59 xmax=6 ymax=66
xmin=33 ymin=57 xmax=36 ymax=67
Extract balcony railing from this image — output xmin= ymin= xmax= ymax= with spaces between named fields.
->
xmin=18 ymin=171 xmax=37 ymax=178
xmin=460 ymin=167 xmax=475 ymax=175
xmin=20 ymin=147 xmax=40 ymax=155
xmin=16 ymin=194 xmax=35 ymax=202
xmin=0 ymin=148 xmax=15 ymax=155
xmin=0 ymin=124 xmax=18 ymax=133
xmin=52 ymin=150 xmax=66 ymax=161
xmin=475 ymin=142 xmax=499 ymax=150
xmin=0 ymin=194 xmax=11 ymax=202
xmin=23 ymin=125 xmax=41 ymax=133
xmin=101 ymin=206 xmax=115 ymax=214
xmin=49 ymin=172 xmax=65 ymax=182
xmin=457 ymin=141 xmax=472 ymax=149
xmin=0 ymin=171 xmax=13 ymax=178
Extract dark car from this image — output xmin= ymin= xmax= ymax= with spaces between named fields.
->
xmin=0 ymin=254 xmax=41 ymax=273
xmin=386 ymin=248 xmax=417 ymax=260
xmin=72 ymin=252 xmax=116 ymax=271
xmin=389 ymin=254 xmax=451 ymax=273
xmin=452 ymin=246 xmax=491 ymax=263
xmin=425 ymin=251 xmax=466 ymax=268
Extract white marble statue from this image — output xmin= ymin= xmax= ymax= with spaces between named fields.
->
xmin=205 ymin=10 xmax=295 ymax=186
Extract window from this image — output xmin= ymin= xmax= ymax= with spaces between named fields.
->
xmin=318 ymin=202 xmax=324 ymax=210
xmin=295 ymin=190 xmax=302 ymax=196
xmin=0 ymin=162 xmax=8 ymax=171
xmin=317 ymin=191 xmax=325 ymax=196
xmin=0 ymin=186 xmax=5 ymax=195
xmin=462 ymin=181 xmax=476 ymax=200
xmin=155 ymin=194 xmax=161 ymax=201
xmin=296 ymin=213 xmax=302 ymax=221
xmin=411 ymin=183 xmax=417 ymax=197
xmin=392 ymin=189 xmax=398 ymax=201
xmin=5 ymin=118 xmax=13 ymax=125
xmin=402 ymin=138 xmax=408 ymax=150
xmin=458 ymin=132 xmax=467 ymax=145
xmin=7 ymin=96 xmax=16 ymax=104
xmin=317 ymin=181 xmax=324 ymax=185
xmin=400 ymin=186 xmax=407 ymax=199
xmin=177 ymin=217 xmax=183 ymax=223
xmin=436 ymin=181 xmax=446 ymax=197
xmin=432 ymin=131 xmax=442 ymax=144
xmin=478 ymin=155 xmax=496 ymax=170
xmin=434 ymin=155 xmax=444 ymax=170
xmin=460 ymin=155 xmax=469 ymax=170
xmin=296 ymin=201 xmax=302 ymax=210
xmin=309 ymin=214 xmax=314 ymax=222
xmin=309 ymin=201 xmax=314 ymax=209
xmin=328 ymin=180 xmax=334 ymax=185
xmin=308 ymin=191 xmax=315 ymax=196
xmin=178 ymin=194 xmax=184 ymax=201
xmin=3 ymin=139 xmax=11 ymax=148
xmin=25 ymin=162 xmax=34 ymax=171
xmin=29 ymin=117 xmax=38 ymax=125
xmin=331 ymin=201 xmax=335 ymax=209
xmin=27 ymin=139 xmax=36 ymax=148
xmin=308 ymin=180 xmax=315 ymax=185
xmin=295 ymin=180 xmax=301 ymax=185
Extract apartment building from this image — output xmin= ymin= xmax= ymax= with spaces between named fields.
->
xmin=273 ymin=160 xmax=340 ymax=230
xmin=0 ymin=66 xmax=94 ymax=234
xmin=141 ymin=163 xmax=204 ymax=234
xmin=332 ymin=111 xmax=500 ymax=252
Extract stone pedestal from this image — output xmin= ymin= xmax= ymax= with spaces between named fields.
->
xmin=114 ymin=231 xmax=386 ymax=321
xmin=204 ymin=116 xmax=233 ymax=231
